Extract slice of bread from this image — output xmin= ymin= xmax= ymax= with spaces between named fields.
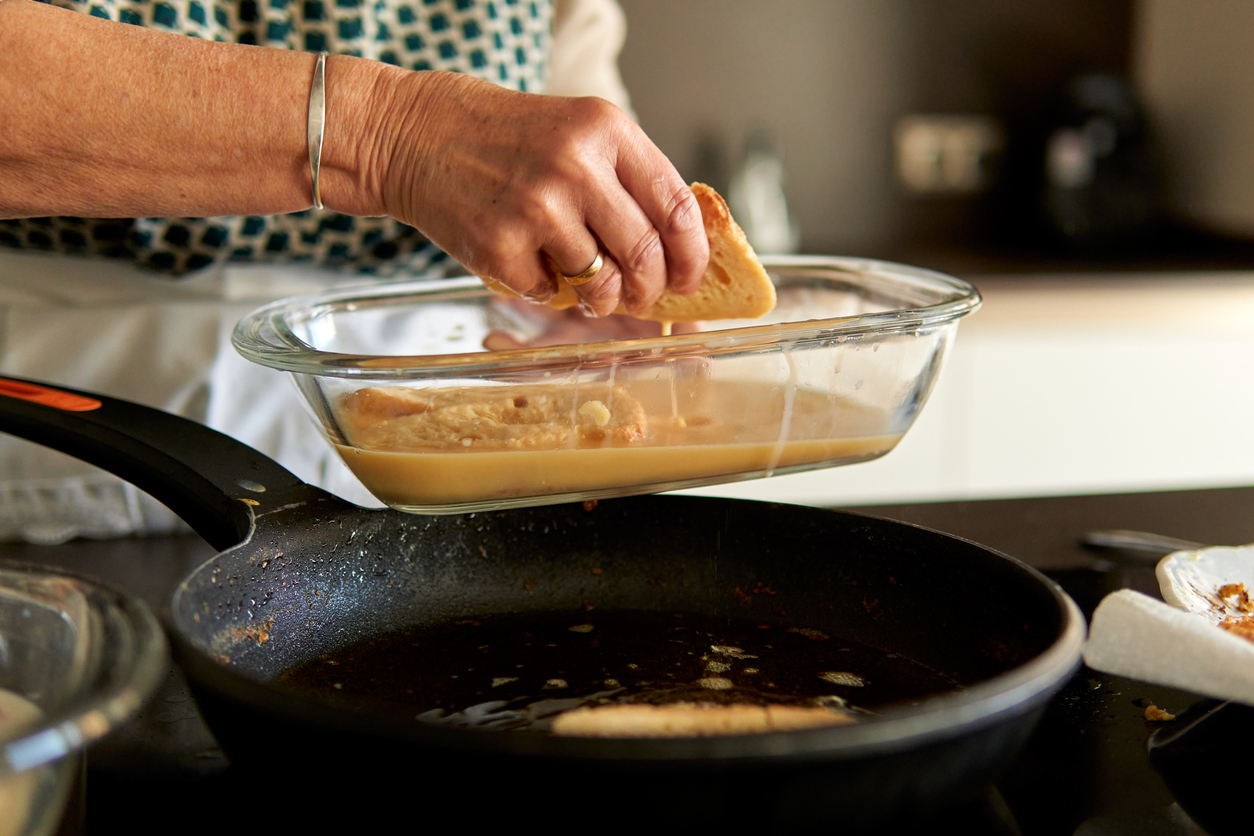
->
xmin=550 ymin=702 xmax=854 ymax=737
xmin=480 ymin=183 xmax=776 ymax=323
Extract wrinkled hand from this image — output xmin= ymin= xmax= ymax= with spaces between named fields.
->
xmin=482 ymin=299 xmax=703 ymax=352
xmin=377 ymin=72 xmax=709 ymax=318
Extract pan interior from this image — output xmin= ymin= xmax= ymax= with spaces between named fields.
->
xmin=274 ymin=606 xmax=966 ymax=732
xmin=171 ymin=496 xmax=1071 ymax=746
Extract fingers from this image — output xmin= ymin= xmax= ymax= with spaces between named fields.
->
xmin=484 ymin=244 xmax=559 ymax=304
xmin=583 ymin=188 xmax=667 ymax=316
xmin=612 ymin=130 xmax=710 ymax=296
xmin=543 ymin=229 xmax=625 ymax=318
xmin=550 ymin=250 xmax=603 ymax=285
xmin=388 ymin=77 xmax=707 ymax=318
xmin=577 ymin=128 xmax=708 ymax=316
xmin=562 ymin=256 xmax=625 ymax=319
xmin=486 ymin=97 xmax=706 ymax=318
xmin=483 ymin=306 xmax=681 ymax=353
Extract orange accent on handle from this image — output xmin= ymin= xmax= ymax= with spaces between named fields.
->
xmin=0 ymin=379 xmax=102 ymax=412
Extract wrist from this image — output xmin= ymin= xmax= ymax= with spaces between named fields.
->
xmin=316 ymin=54 xmax=409 ymax=217
xmin=368 ymin=69 xmax=467 ymax=228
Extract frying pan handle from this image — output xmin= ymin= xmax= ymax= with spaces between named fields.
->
xmin=0 ymin=375 xmax=324 ymax=550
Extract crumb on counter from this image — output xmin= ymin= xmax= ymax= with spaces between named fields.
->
xmin=1144 ymin=704 xmax=1176 ymax=722
xmin=1219 ymin=614 xmax=1254 ymax=642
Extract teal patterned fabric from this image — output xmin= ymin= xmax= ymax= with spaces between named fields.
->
xmin=2 ymin=0 xmax=554 ymax=275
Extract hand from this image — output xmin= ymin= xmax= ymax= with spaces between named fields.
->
xmin=375 ymin=72 xmax=710 ymax=318
xmin=482 ymin=298 xmax=703 ymax=351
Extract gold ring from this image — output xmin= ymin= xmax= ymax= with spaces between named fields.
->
xmin=559 ymin=251 xmax=603 ymax=286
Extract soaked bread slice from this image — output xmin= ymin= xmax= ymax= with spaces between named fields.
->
xmin=642 ymin=182 xmax=777 ymax=322
xmin=339 ymin=383 xmax=647 ymax=452
xmin=551 ymin=702 xmax=854 ymax=737
xmin=481 ymin=183 xmax=776 ymax=323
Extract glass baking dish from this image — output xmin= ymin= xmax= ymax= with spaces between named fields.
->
xmin=233 ymin=256 xmax=980 ymax=514
xmin=0 ymin=562 xmax=166 ymax=836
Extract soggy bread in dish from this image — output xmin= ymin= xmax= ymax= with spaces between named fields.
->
xmin=339 ymin=384 xmax=647 ymax=452
xmin=480 ymin=183 xmax=777 ymax=323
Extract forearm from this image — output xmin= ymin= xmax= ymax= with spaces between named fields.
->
xmin=0 ymin=0 xmax=708 ymax=316
xmin=0 ymin=0 xmax=397 ymax=219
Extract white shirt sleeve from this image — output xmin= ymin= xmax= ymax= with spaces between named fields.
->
xmin=549 ymin=0 xmax=636 ymax=119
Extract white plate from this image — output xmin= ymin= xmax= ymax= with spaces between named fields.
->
xmin=1157 ymin=545 xmax=1254 ymax=623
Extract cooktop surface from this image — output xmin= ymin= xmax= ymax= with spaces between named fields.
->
xmin=11 ymin=484 xmax=1250 ymax=836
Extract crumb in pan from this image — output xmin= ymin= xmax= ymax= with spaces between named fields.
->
xmin=1144 ymin=704 xmax=1176 ymax=722
xmin=480 ymin=183 xmax=777 ymax=323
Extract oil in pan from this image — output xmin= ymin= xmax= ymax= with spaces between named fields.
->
xmin=276 ymin=610 xmax=964 ymax=733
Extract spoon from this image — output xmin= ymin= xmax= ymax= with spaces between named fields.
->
xmin=1084 ymin=531 xmax=1254 ymax=621
xmin=1080 ymin=529 xmax=1206 ymax=559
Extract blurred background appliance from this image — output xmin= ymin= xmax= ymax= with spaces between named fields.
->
xmin=727 ymin=130 xmax=801 ymax=255
xmin=1038 ymin=73 xmax=1165 ymax=248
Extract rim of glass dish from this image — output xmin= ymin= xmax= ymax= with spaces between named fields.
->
xmin=0 ymin=561 xmax=168 ymax=776
xmin=233 ymin=255 xmax=982 ymax=380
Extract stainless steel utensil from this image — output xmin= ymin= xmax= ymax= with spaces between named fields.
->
xmin=1080 ymin=529 xmax=1206 ymax=557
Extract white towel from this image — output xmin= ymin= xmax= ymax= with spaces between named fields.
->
xmin=1084 ymin=588 xmax=1254 ymax=706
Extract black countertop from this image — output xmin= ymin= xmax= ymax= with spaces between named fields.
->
xmin=13 ymin=484 xmax=1254 ymax=835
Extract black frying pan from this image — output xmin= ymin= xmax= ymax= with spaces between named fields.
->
xmin=0 ymin=375 xmax=1084 ymax=832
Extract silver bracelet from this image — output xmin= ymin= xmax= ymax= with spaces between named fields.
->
xmin=307 ymin=51 xmax=328 ymax=210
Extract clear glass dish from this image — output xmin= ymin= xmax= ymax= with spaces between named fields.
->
xmin=0 ymin=562 xmax=166 ymax=836
xmin=233 ymin=256 xmax=981 ymax=514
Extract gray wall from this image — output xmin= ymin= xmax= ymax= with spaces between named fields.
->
xmin=616 ymin=0 xmax=1132 ymax=256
